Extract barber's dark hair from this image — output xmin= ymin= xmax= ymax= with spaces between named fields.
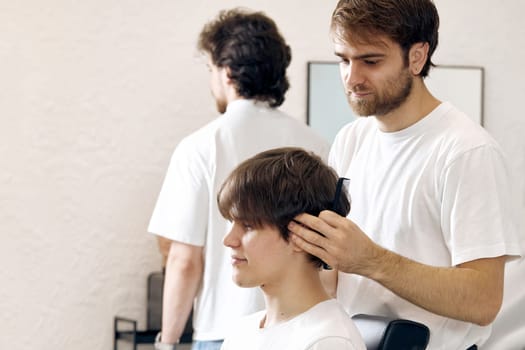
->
xmin=197 ymin=8 xmax=291 ymax=107
xmin=218 ymin=147 xmax=350 ymax=268
xmin=331 ymin=0 xmax=439 ymax=77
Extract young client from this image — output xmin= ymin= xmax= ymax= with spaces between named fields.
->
xmin=217 ymin=147 xmax=366 ymax=350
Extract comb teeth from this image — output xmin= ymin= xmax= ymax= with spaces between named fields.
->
xmin=331 ymin=177 xmax=350 ymax=214
xmin=323 ymin=177 xmax=351 ymax=270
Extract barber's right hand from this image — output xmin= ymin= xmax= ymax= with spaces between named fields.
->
xmin=289 ymin=210 xmax=382 ymax=276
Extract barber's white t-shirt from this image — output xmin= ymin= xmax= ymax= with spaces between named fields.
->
xmin=330 ymin=102 xmax=523 ymax=349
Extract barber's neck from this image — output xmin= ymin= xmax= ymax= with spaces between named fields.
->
xmin=375 ymin=79 xmax=440 ymax=133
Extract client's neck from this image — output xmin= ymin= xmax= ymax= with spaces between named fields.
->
xmin=260 ymin=264 xmax=330 ymax=328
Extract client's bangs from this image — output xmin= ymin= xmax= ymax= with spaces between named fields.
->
xmin=218 ymin=174 xmax=269 ymax=228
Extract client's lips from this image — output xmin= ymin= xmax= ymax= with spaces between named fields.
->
xmin=231 ymin=255 xmax=247 ymax=266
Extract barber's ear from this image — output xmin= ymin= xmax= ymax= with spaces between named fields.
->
xmin=409 ymin=42 xmax=429 ymax=75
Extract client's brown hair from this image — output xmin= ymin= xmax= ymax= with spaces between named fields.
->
xmin=218 ymin=147 xmax=350 ymax=268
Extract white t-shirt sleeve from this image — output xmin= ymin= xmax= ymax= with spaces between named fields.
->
xmin=441 ymin=144 xmax=522 ymax=265
xmin=147 ymin=137 xmax=209 ymax=245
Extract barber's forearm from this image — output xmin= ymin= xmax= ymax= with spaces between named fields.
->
xmin=161 ymin=248 xmax=203 ymax=343
xmin=362 ymin=246 xmax=505 ymax=326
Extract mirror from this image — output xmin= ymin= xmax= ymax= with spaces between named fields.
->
xmin=307 ymin=62 xmax=484 ymax=143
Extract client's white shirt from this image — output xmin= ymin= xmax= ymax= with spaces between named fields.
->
xmin=221 ymin=299 xmax=366 ymax=350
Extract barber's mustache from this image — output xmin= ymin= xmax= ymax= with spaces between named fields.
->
xmin=346 ymin=84 xmax=371 ymax=95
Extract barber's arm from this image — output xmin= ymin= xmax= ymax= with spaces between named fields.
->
xmin=289 ymin=210 xmax=505 ymax=326
xmin=158 ymin=240 xmax=203 ymax=346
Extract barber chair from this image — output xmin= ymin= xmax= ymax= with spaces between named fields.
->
xmin=352 ymin=314 xmax=430 ymax=350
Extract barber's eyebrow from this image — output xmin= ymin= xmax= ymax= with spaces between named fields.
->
xmin=334 ymin=51 xmax=386 ymax=60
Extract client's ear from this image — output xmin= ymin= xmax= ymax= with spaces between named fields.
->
xmin=292 ymin=244 xmax=304 ymax=253
xmin=289 ymin=235 xmax=305 ymax=253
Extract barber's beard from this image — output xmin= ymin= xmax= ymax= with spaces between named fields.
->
xmin=348 ymin=68 xmax=413 ymax=117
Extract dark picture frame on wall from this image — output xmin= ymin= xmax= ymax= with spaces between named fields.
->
xmin=307 ymin=62 xmax=484 ymax=143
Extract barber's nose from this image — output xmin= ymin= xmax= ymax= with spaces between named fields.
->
xmin=341 ymin=61 xmax=364 ymax=89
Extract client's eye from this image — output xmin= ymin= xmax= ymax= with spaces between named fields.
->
xmin=242 ymin=222 xmax=254 ymax=231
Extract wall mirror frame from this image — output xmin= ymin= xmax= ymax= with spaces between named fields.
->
xmin=307 ymin=62 xmax=484 ymax=143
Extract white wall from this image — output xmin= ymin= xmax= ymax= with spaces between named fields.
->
xmin=1 ymin=1 xmax=523 ymax=349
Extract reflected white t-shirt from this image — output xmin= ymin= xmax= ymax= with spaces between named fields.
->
xmin=148 ymin=99 xmax=329 ymax=340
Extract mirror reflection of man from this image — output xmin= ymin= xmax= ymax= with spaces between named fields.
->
xmin=148 ymin=8 xmax=329 ymax=350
